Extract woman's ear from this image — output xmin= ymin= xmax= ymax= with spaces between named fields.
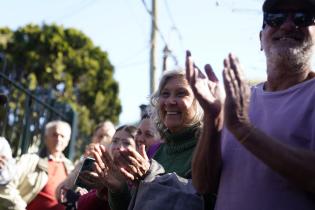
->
xmin=259 ymin=31 xmax=263 ymax=51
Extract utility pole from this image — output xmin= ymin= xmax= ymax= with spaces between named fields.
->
xmin=149 ymin=0 xmax=157 ymax=95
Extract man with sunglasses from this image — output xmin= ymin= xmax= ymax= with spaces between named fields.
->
xmin=190 ymin=0 xmax=315 ymax=210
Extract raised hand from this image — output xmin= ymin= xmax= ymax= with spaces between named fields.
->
xmin=222 ymin=53 xmax=251 ymax=134
xmin=185 ymin=50 xmax=222 ymax=118
xmin=92 ymin=144 xmax=126 ymax=193
xmin=114 ymin=145 xmax=150 ymax=183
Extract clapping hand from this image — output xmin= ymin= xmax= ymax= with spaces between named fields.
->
xmin=223 ymin=53 xmax=251 ymax=133
xmin=93 ymin=144 xmax=126 ymax=193
xmin=114 ymin=145 xmax=150 ymax=184
xmin=185 ymin=50 xmax=222 ymax=119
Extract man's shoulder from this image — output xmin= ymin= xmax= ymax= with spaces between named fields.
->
xmin=20 ymin=153 xmax=39 ymax=158
xmin=18 ymin=153 xmax=40 ymax=163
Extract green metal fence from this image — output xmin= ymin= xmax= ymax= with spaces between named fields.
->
xmin=0 ymin=71 xmax=77 ymax=160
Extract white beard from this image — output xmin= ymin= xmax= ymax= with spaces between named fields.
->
xmin=267 ymin=37 xmax=314 ymax=71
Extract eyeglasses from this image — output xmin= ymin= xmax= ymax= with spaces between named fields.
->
xmin=263 ymin=12 xmax=315 ymax=28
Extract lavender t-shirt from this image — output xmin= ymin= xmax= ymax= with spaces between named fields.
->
xmin=215 ymin=78 xmax=315 ymax=210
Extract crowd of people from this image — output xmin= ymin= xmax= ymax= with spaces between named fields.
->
xmin=0 ymin=0 xmax=315 ymax=209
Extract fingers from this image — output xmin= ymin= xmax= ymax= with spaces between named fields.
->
xmin=100 ymin=145 xmax=114 ymax=167
xmin=224 ymin=53 xmax=249 ymax=106
xmin=77 ymin=188 xmax=88 ymax=196
xmin=185 ymin=50 xmax=207 ymax=95
xmin=228 ymin=54 xmax=243 ymax=103
xmin=119 ymin=147 xmax=144 ymax=163
xmin=229 ymin=54 xmax=250 ymax=104
xmin=93 ymin=148 xmax=106 ymax=170
xmin=92 ymin=144 xmax=113 ymax=178
xmin=223 ymin=53 xmax=251 ymax=131
xmin=115 ymin=153 xmax=139 ymax=176
xmin=78 ymin=172 xmax=93 ymax=183
xmin=139 ymin=145 xmax=148 ymax=161
xmin=223 ymin=54 xmax=246 ymax=95
xmin=185 ymin=50 xmax=195 ymax=84
xmin=204 ymin=64 xmax=219 ymax=83
xmin=223 ymin=58 xmax=236 ymax=100
xmin=119 ymin=167 xmax=137 ymax=181
xmin=115 ymin=147 xmax=150 ymax=180
xmin=80 ymin=170 xmax=98 ymax=178
xmin=194 ymin=64 xmax=206 ymax=79
xmin=229 ymin=53 xmax=245 ymax=82
xmin=93 ymin=155 xmax=106 ymax=179
xmin=136 ymin=139 xmax=145 ymax=148
xmin=225 ymin=53 xmax=246 ymax=87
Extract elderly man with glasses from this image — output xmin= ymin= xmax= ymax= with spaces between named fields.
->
xmin=188 ymin=0 xmax=315 ymax=209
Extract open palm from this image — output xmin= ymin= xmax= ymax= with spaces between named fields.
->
xmin=185 ymin=50 xmax=222 ymax=118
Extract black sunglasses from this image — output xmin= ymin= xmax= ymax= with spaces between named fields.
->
xmin=263 ymin=12 xmax=315 ymax=28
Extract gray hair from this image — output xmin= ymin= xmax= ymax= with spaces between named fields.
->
xmin=150 ymin=69 xmax=203 ymax=136
xmin=45 ymin=120 xmax=72 ymax=141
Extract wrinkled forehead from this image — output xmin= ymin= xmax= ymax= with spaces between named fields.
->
xmin=48 ymin=124 xmax=69 ymax=136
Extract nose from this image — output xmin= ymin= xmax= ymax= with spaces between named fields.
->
xmin=279 ymin=14 xmax=297 ymax=31
xmin=57 ymin=134 xmax=63 ymax=141
xmin=115 ymin=142 xmax=124 ymax=150
xmin=136 ymin=135 xmax=145 ymax=145
xmin=165 ymin=95 xmax=177 ymax=105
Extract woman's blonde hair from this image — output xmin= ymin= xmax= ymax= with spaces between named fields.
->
xmin=150 ymin=69 xmax=203 ymax=136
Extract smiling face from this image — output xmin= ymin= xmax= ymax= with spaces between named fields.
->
xmin=45 ymin=123 xmax=71 ymax=155
xmin=109 ymin=128 xmax=136 ymax=158
xmin=261 ymin=2 xmax=315 ymax=69
xmin=135 ymin=118 xmax=159 ymax=149
xmin=157 ymin=76 xmax=196 ymax=133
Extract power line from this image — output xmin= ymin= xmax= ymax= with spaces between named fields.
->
xmin=163 ymin=0 xmax=183 ymax=42
xmin=141 ymin=0 xmax=168 ymax=46
xmin=115 ymin=60 xmax=147 ymax=69
xmin=115 ymin=45 xmax=150 ymax=68
xmin=121 ymin=0 xmax=147 ymax=36
xmin=141 ymin=0 xmax=180 ymax=74
xmin=54 ymin=0 xmax=99 ymax=21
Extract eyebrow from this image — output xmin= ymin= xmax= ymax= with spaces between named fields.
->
xmin=113 ymin=137 xmax=131 ymax=142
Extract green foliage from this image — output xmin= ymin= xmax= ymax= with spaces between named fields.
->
xmin=0 ymin=23 xmax=121 ymax=156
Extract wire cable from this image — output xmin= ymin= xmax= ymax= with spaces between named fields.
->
xmin=163 ymin=0 xmax=183 ymax=42
xmin=54 ymin=0 xmax=99 ymax=21
xmin=141 ymin=0 xmax=168 ymax=46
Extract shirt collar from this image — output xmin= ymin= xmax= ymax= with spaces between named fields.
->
xmin=48 ymin=153 xmax=65 ymax=162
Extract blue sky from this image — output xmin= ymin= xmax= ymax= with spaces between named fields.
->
xmin=0 ymin=0 xmax=272 ymax=124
